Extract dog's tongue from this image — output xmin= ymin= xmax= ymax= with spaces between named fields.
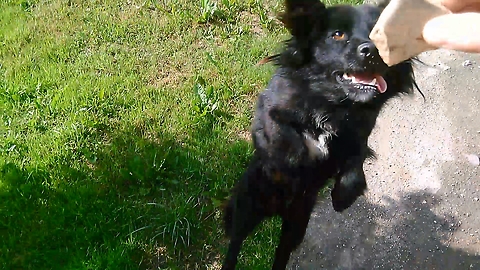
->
xmin=352 ymin=73 xmax=387 ymax=93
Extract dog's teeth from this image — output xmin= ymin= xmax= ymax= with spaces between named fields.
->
xmin=345 ymin=74 xmax=356 ymax=83
xmin=370 ymin=78 xmax=376 ymax=85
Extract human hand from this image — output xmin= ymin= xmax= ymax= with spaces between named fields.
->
xmin=423 ymin=0 xmax=480 ymax=53
xmin=438 ymin=0 xmax=480 ymax=12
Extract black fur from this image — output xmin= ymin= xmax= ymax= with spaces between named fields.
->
xmin=221 ymin=1 xmax=418 ymax=269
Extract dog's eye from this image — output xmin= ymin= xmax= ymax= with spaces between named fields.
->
xmin=332 ymin=31 xmax=346 ymax=40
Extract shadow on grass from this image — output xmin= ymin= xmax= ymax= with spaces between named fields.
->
xmin=0 ymin=116 xmax=255 ymax=269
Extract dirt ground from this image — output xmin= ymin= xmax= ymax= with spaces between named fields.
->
xmin=288 ymin=49 xmax=480 ymax=269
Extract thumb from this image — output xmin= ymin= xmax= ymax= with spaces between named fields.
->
xmin=423 ymin=13 xmax=480 ymax=53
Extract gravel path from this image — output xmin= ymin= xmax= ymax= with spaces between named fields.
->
xmin=288 ymin=49 xmax=480 ymax=269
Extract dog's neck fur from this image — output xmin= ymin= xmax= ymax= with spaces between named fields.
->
xmin=266 ymin=70 xmax=357 ymax=161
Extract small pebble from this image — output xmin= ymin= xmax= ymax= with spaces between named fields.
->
xmin=437 ymin=62 xmax=451 ymax=70
xmin=462 ymin=59 xmax=472 ymax=66
xmin=465 ymin=154 xmax=480 ymax=166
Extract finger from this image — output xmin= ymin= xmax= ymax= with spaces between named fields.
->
xmin=423 ymin=13 xmax=480 ymax=53
xmin=440 ymin=0 xmax=480 ymax=12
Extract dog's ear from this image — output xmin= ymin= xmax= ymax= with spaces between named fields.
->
xmin=279 ymin=0 xmax=326 ymax=38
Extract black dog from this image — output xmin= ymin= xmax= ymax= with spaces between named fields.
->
xmin=222 ymin=0 xmax=419 ymax=269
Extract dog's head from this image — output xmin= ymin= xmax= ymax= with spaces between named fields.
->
xmin=275 ymin=0 xmax=413 ymax=103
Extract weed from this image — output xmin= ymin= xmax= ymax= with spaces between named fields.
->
xmin=199 ymin=0 xmax=222 ymax=23
xmin=193 ymin=76 xmax=221 ymax=119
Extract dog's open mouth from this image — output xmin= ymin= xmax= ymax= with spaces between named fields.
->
xmin=336 ymin=72 xmax=387 ymax=93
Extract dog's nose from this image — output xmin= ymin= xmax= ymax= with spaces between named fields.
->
xmin=357 ymin=42 xmax=376 ymax=58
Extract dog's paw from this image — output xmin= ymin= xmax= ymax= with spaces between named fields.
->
xmin=331 ymin=191 xmax=360 ymax=212
xmin=331 ymin=170 xmax=367 ymax=212
xmin=269 ymin=107 xmax=299 ymax=125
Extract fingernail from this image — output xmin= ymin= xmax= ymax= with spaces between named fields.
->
xmin=423 ymin=16 xmax=448 ymax=46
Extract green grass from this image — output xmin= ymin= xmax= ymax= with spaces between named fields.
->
xmin=1 ymin=0 xmax=358 ymax=269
